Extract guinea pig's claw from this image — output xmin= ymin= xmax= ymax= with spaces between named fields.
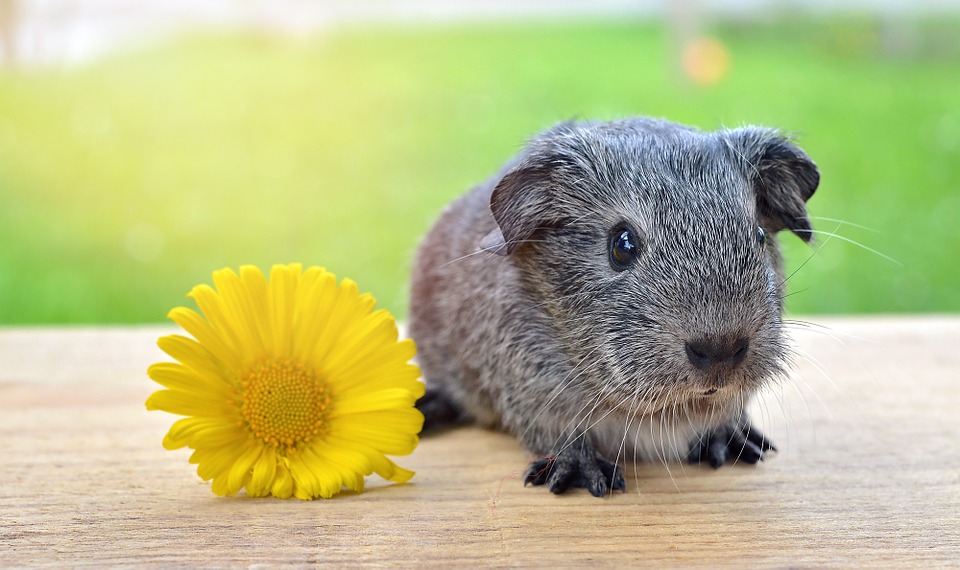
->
xmin=523 ymin=452 xmax=626 ymax=497
xmin=688 ymin=423 xmax=776 ymax=468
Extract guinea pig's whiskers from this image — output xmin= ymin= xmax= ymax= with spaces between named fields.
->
xmin=777 ymin=346 xmax=828 ymax=453
xmin=556 ymin=386 xmax=620 ymax=456
xmin=518 ymin=343 xmax=607 ymax=443
xmin=668 ymin=400 xmax=690 ymax=479
xmin=653 ymin=397 xmax=682 ymax=489
xmin=435 ymin=248 xmax=496 ymax=268
xmin=782 ymin=220 xmax=896 ymax=291
xmin=808 ymin=216 xmax=879 ymax=233
xmin=756 ymin=382 xmax=793 ymax=467
xmin=678 ymin=396 xmax=703 ymax=472
xmin=757 ymin=373 xmax=794 ymax=462
xmin=631 ymin=404 xmax=653 ymax=489
xmin=804 ymin=228 xmax=901 ymax=266
xmin=654 ymin=403 xmax=679 ymax=489
xmin=616 ymin=383 xmax=649 ymax=490
xmin=785 ymin=319 xmax=879 ymax=349
xmin=783 ymin=320 xmax=872 ymax=407
xmin=553 ymin=404 xmax=601 ymax=459
xmin=781 ymin=218 xmax=859 ymax=289
xmin=438 ymin=239 xmax=553 ymax=268
xmin=781 ymin=288 xmax=811 ymax=301
xmin=549 ymin=360 xmax=608 ymax=445
xmin=630 ymin=384 xmax=665 ymax=450
xmin=809 ymin=216 xmax=880 ymax=234
xmin=642 ymin=386 xmax=669 ymax=465
xmin=783 ymin=319 xmax=832 ymax=333
xmin=786 ymin=346 xmax=846 ymax=420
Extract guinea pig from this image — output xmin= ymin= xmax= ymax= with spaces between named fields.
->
xmin=408 ymin=117 xmax=819 ymax=496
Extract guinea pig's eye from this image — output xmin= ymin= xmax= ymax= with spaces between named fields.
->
xmin=756 ymin=226 xmax=766 ymax=247
xmin=608 ymin=224 xmax=640 ymax=271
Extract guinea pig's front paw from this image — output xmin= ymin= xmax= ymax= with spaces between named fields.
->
xmin=688 ymin=423 xmax=777 ymax=469
xmin=523 ymin=451 xmax=626 ymax=497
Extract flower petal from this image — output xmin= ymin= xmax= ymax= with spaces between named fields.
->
xmin=188 ymin=283 xmax=245 ymax=357
xmin=147 ymin=362 xmax=231 ymax=399
xmin=267 ymin=264 xmax=299 ymax=357
xmin=272 ymin=461 xmax=295 ymax=499
xmin=248 ymin=446 xmax=278 ymax=497
xmin=330 ymin=410 xmax=423 ymax=456
xmin=227 ymin=441 xmax=264 ymax=495
xmin=333 ymin=388 xmax=423 ymax=416
xmin=325 ymin=434 xmax=415 ymax=484
xmin=301 ymin=444 xmax=361 ymax=496
xmin=162 ymin=416 xmax=219 ymax=450
xmin=318 ymin=309 xmax=396 ymax=376
xmin=146 ymin=389 xmax=232 ymax=418
xmin=212 ymin=267 xmax=266 ymax=355
xmin=290 ymin=269 xmax=338 ymax=364
xmin=157 ymin=334 xmax=232 ymax=385
xmin=192 ymin=444 xmax=242 ymax=483
xmin=167 ymin=306 xmax=241 ymax=371
xmin=288 ymin=450 xmax=331 ymax=499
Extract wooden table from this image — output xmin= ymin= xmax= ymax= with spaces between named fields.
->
xmin=1 ymin=317 xmax=958 ymax=566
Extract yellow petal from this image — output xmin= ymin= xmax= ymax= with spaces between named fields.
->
xmin=161 ymin=416 xmax=232 ymax=449
xmin=301 ymin=444 xmax=360 ymax=496
xmin=312 ymin=440 xmax=372 ymax=479
xmin=147 ymin=362 xmax=231 ymax=399
xmin=211 ymin=472 xmax=232 ymax=496
xmin=146 ymin=389 xmax=232 ymax=418
xmin=237 ymin=265 xmax=271 ymax=354
xmin=325 ymin=434 xmax=416 ymax=484
xmin=267 ymin=264 xmax=299 ymax=357
xmin=192 ymin=444 xmax=242 ymax=482
xmin=211 ymin=267 xmax=265 ymax=355
xmin=227 ymin=441 xmax=264 ymax=495
xmin=330 ymin=412 xmax=423 ymax=456
xmin=320 ymin=310 xmax=397 ymax=375
xmin=386 ymin=463 xmax=415 ymax=484
xmin=157 ymin=334 xmax=231 ymax=385
xmin=167 ymin=307 xmax=241 ymax=371
xmin=288 ymin=450 xmax=331 ymax=499
xmin=333 ymin=388 xmax=423 ymax=416
xmin=306 ymin=278 xmax=372 ymax=368
xmin=290 ymin=269 xmax=338 ymax=364
xmin=272 ymin=461 xmax=294 ymax=499
xmin=248 ymin=446 xmax=278 ymax=497
xmin=188 ymin=283 xmax=244 ymax=357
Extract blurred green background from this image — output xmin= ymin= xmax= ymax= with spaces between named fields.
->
xmin=1 ymin=7 xmax=959 ymax=323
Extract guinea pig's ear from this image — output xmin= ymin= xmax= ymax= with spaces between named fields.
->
xmin=727 ymin=127 xmax=820 ymax=242
xmin=483 ymin=161 xmax=554 ymax=256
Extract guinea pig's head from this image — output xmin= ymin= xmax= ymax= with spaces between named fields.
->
xmin=483 ymin=119 xmax=819 ymax=415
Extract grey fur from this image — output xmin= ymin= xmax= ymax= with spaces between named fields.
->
xmin=408 ymin=117 xmax=819 ymax=496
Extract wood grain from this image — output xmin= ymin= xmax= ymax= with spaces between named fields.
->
xmin=1 ymin=317 xmax=958 ymax=567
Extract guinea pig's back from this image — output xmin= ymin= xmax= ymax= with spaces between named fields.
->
xmin=408 ymin=177 xmax=502 ymax=409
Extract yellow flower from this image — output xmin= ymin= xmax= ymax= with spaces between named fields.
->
xmin=146 ymin=264 xmax=424 ymax=499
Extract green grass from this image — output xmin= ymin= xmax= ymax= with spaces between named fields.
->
xmin=1 ymin=17 xmax=958 ymax=323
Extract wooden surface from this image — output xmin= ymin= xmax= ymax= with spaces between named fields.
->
xmin=1 ymin=317 xmax=959 ymax=567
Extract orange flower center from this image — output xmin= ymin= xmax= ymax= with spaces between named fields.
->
xmin=239 ymin=359 xmax=331 ymax=451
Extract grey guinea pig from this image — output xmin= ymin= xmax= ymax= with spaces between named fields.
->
xmin=408 ymin=117 xmax=819 ymax=497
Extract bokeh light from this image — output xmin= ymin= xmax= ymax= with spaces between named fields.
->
xmin=682 ymin=36 xmax=730 ymax=85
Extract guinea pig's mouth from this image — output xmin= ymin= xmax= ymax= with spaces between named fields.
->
xmin=702 ymin=388 xmax=719 ymax=396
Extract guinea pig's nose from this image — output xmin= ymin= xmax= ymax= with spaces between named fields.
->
xmin=685 ymin=336 xmax=750 ymax=370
